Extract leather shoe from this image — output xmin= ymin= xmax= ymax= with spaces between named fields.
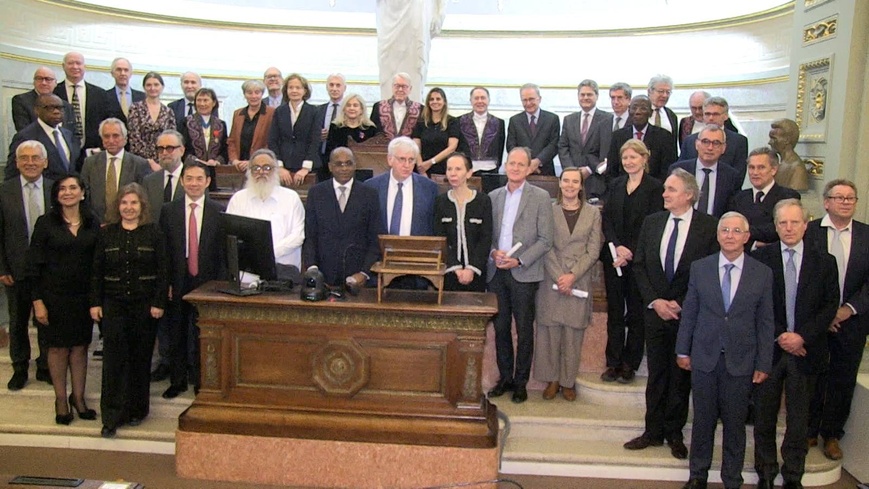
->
xmin=7 ymin=371 xmax=27 ymax=391
xmin=542 ymin=382 xmax=559 ymax=400
xmin=807 ymin=436 xmax=818 ymax=448
xmin=681 ymin=479 xmax=706 ymax=489
xmin=487 ymin=379 xmax=514 ymax=398
xmin=668 ymin=439 xmax=688 ymax=459
xmin=782 ymin=482 xmax=804 ymax=489
xmin=756 ymin=478 xmax=774 ymax=489
xmin=617 ymin=368 xmax=635 ymax=384
xmin=162 ymin=384 xmax=188 ymax=399
xmin=561 ymin=385 xmax=576 ymax=402
xmin=624 ymin=434 xmax=663 ymax=450
xmin=600 ymin=367 xmax=619 ymax=382
xmin=127 ymin=417 xmax=143 ymax=427
xmin=511 ymin=385 xmax=528 ymax=403
xmin=35 ymin=369 xmax=51 ymax=383
xmin=150 ymin=364 xmax=170 ymax=382
xmin=823 ymin=437 xmax=843 ymax=460
xmin=101 ymin=425 xmax=117 ymax=438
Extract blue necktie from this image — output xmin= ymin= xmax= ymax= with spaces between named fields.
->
xmin=389 ymin=182 xmax=403 ymax=235
xmin=784 ymin=248 xmax=797 ymax=331
xmin=722 ymin=263 xmax=734 ymax=312
xmin=53 ymin=129 xmax=70 ymax=170
xmin=664 ymin=217 xmax=681 ymax=282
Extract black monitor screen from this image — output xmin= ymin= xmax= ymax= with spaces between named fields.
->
xmin=222 ymin=213 xmax=277 ymax=281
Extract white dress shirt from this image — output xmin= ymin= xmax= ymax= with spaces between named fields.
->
xmin=498 ymin=181 xmax=525 ymax=252
xmin=226 ymin=186 xmax=305 ymax=268
xmin=37 ymin=118 xmax=71 ymax=162
xmin=718 ymin=251 xmax=746 ymax=306
xmin=392 ymin=100 xmax=408 ymax=132
xmin=659 ymin=207 xmax=694 ymax=272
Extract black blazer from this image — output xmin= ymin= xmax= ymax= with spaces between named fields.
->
xmin=753 ymin=243 xmax=839 ymax=373
xmin=601 ymin=173 xmax=664 ymax=259
xmin=607 ymin=125 xmax=677 ymax=182
xmin=302 ymin=179 xmax=382 ymax=286
xmin=681 ymin=129 xmax=749 ymax=189
xmin=11 ymin=90 xmax=77 ymax=132
xmin=53 ymin=81 xmax=108 ymax=150
xmin=160 ymin=198 xmax=226 ymax=299
xmin=103 ymin=87 xmax=146 ymax=125
xmin=728 ymin=183 xmax=801 ymax=249
xmin=268 ymin=102 xmax=322 ymax=171
xmin=505 ymin=110 xmax=560 ymax=176
xmin=633 ymin=210 xmax=719 ymax=307
xmin=805 ymin=218 xmax=869 ymax=335
xmin=0 ymin=177 xmax=52 ymax=279
xmin=6 ymin=121 xmax=82 ymax=180
xmin=669 ymin=158 xmax=740 ymax=219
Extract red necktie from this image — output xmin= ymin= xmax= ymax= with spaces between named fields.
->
xmin=188 ymin=203 xmax=199 ymax=276
xmin=635 ymin=130 xmax=644 ymax=140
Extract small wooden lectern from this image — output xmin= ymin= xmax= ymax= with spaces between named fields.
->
xmin=371 ymin=235 xmax=447 ymax=304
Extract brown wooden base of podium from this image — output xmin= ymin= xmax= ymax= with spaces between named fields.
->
xmin=176 ymin=431 xmax=499 ymax=488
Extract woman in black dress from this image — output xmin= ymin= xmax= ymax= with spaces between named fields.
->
xmin=325 ymin=93 xmax=378 ymax=159
xmin=600 ymin=139 xmax=664 ymax=384
xmin=412 ymin=87 xmax=460 ymax=175
xmin=433 ymin=152 xmax=492 ymax=292
xmin=27 ymin=175 xmax=99 ymax=425
xmin=90 ymin=183 xmax=168 ymax=438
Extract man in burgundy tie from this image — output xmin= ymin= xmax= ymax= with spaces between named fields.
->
xmin=606 ymin=96 xmax=678 ymax=181
xmin=506 ymin=83 xmax=560 ymax=176
xmin=557 ymin=79 xmax=613 ymax=199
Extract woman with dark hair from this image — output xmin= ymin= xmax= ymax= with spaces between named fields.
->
xmin=412 ymin=87 xmax=460 ymax=175
xmin=433 ymin=152 xmax=492 ymax=292
xmin=534 ymin=167 xmax=602 ymax=401
xmin=90 ymin=183 xmax=168 ymax=438
xmin=127 ymin=72 xmax=176 ymax=172
xmin=228 ymin=79 xmax=275 ymax=173
xmin=268 ymin=73 xmax=320 ymax=187
xmin=27 ymin=175 xmax=100 ymax=424
xmin=600 ymin=139 xmax=664 ymax=384
xmin=180 ymin=87 xmax=228 ymax=191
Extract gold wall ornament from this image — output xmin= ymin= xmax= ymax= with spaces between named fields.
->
xmin=810 ymin=77 xmax=828 ymax=122
xmin=803 ymin=16 xmax=838 ymax=46
xmin=805 ymin=158 xmax=824 ymax=177
xmin=795 ymin=56 xmax=833 ymax=142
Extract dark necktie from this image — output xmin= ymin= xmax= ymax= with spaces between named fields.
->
xmin=389 ymin=182 xmax=403 ymax=235
xmin=187 ymin=102 xmax=194 ymax=117
xmin=529 ymin=115 xmax=537 ymax=138
xmin=613 ymin=116 xmax=621 ymax=132
xmin=697 ymin=168 xmax=712 ymax=214
xmin=784 ymin=248 xmax=796 ymax=331
xmin=163 ymin=174 xmax=173 ymax=203
xmin=635 ymin=130 xmax=644 ymax=141
xmin=665 ymin=217 xmax=681 ymax=282
xmin=722 ymin=263 xmax=734 ymax=312
xmin=330 ymin=103 xmax=339 ymax=122
xmin=581 ymin=112 xmax=590 ymax=145
xmin=71 ymin=85 xmax=84 ymax=142
xmin=53 ymin=129 xmax=71 ymax=170
xmin=755 ymin=190 xmax=764 ymax=204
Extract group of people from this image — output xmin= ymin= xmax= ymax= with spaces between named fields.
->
xmin=2 ymin=53 xmax=867 ymax=489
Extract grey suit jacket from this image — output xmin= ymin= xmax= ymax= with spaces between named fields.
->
xmin=142 ymin=169 xmax=184 ymax=223
xmin=0 ymin=177 xmax=53 ymax=279
xmin=558 ymin=109 xmax=613 ymax=197
xmin=486 ymin=182 xmax=554 ymax=283
xmin=81 ymin=151 xmax=152 ymax=222
xmin=676 ymin=253 xmax=775 ymax=376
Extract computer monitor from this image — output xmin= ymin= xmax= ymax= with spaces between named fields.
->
xmin=222 ymin=213 xmax=277 ymax=281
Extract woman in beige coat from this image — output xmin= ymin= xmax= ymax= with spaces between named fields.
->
xmin=534 ymin=167 xmax=602 ymax=401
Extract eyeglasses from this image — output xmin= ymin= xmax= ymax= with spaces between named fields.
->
xmin=156 ymin=145 xmax=181 ymax=153
xmin=652 ymin=88 xmax=672 ymax=96
xmin=265 ymin=74 xmax=282 ymax=79
xmin=34 ymin=76 xmax=56 ymax=83
xmin=391 ymin=156 xmax=415 ymax=165
xmin=17 ymin=155 xmax=46 ymax=163
xmin=250 ymin=165 xmax=274 ymax=173
xmin=699 ymin=139 xmax=725 ymax=148
xmin=826 ymin=196 xmax=858 ymax=204
xmin=703 ymin=111 xmax=725 ymax=118
xmin=719 ymin=227 xmax=747 ymax=235
xmin=392 ymin=84 xmax=410 ymax=90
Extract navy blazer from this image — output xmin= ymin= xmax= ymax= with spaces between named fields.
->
xmin=6 ymin=121 xmax=81 ymax=180
xmin=303 ymin=179 xmax=382 ymax=285
xmin=607 ymin=124 xmax=677 ymax=182
xmin=805 ymin=218 xmax=869 ymax=336
xmin=53 ymin=81 xmax=108 ymax=150
xmin=669 ymin=158 xmax=739 ymax=219
xmin=676 ymin=253 xmax=775 ymax=376
xmin=364 ymin=171 xmax=438 ymax=237
xmin=727 ymin=183 xmax=800 ymax=249
xmin=0 ymin=177 xmax=53 ymax=279
xmin=159 ymin=197 xmax=226 ymax=299
xmin=681 ymin=129 xmax=749 ymax=189
xmin=268 ymin=102 xmax=322 ymax=171
xmin=103 ymin=87 xmax=145 ymax=125
xmin=505 ymin=110 xmax=560 ymax=176
xmin=753 ymin=243 xmax=839 ymax=373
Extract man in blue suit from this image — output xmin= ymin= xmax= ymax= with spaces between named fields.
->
xmin=676 ymin=211 xmax=775 ymax=489
xmin=6 ymin=94 xmax=80 ymax=181
xmin=670 ymin=125 xmax=739 ymax=219
xmin=680 ymin=97 xmax=749 ymax=187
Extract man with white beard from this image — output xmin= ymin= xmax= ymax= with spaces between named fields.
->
xmin=226 ymin=149 xmax=305 ymax=274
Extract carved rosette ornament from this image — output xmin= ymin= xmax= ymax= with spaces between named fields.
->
xmin=312 ymin=339 xmax=370 ymax=397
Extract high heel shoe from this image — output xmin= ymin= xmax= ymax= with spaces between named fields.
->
xmin=69 ymin=394 xmax=97 ymax=420
xmin=55 ymin=399 xmax=73 ymax=425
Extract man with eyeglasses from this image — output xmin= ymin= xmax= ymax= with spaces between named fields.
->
xmin=506 ymin=83 xmax=560 ymax=176
xmin=675 ymin=211 xmax=774 ymax=489
xmin=647 ymin=75 xmax=678 ymax=146
xmin=751 ymin=199 xmax=838 ymax=489
xmin=370 ymin=72 xmax=421 ymax=140
xmin=680 ymin=97 xmax=749 ymax=187
xmin=262 ymin=67 xmax=284 ymax=108
xmin=670 ymin=125 xmax=740 ymax=219
xmin=304 ymin=147 xmax=381 ymax=288
xmin=227 ymin=149 xmax=305 ymax=274
xmin=805 ymin=179 xmax=869 ymax=462
xmin=6 ymin=94 xmax=80 ymax=181
xmin=11 ymin=67 xmax=76 ymax=132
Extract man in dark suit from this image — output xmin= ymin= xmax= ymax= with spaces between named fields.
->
xmin=53 ymin=52 xmax=107 ymax=154
xmin=486 ymin=147 xmax=554 ymax=404
xmin=669 ymin=125 xmax=739 ymax=219
xmin=625 ymin=168 xmax=719 ymax=459
xmin=80 ymin=118 xmax=151 ymax=222
xmin=11 ymin=67 xmax=76 ymax=132
xmin=262 ymin=67 xmax=284 ymax=108
xmin=557 ymin=79 xmax=613 ymax=199
xmin=607 ymin=96 xmax=677 ymax=182
xmin=506 ymin=83 xmax=560 ymax=176
xmin=1 ymin=141 xmax=52 ymax=390
xmin=364 ymin=136 xmax=437 ymax=237
xmin=315 ymin=73 xmax=346 ymax=175
xmin=806 ymin=179 xmax=869 ymax=461
xmin=728 ymin=147 xmax=800 ymax=250
xmin=6 ymin=94 xmax=80 ymax=181
xmin=103 ymin=58 xmax=145 ymax=125
xmin=160 ymin=161 xmax=226 ymax=399
xmin=752 ymin=199 xmax=839 ymax=489
xmin=457 ymin=86 xmax=506 ymax=175
xmin=680 ymin=97 xmax=749 ymax=187
xmin=647 ymin=75 xmax=679 ymax=148
xmin=676 ymin=211 xmax=774 ymax=489
xmin=608 ymin=82 xmax=632 ymax=131
xmin=304 ymin=147 xmax=381 ymax=287
xmin=167 ymin=72 xmax=205 ymax=129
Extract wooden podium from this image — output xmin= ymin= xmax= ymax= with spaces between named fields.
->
xmin=177 ymin=282 xmax=499 ymax=488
